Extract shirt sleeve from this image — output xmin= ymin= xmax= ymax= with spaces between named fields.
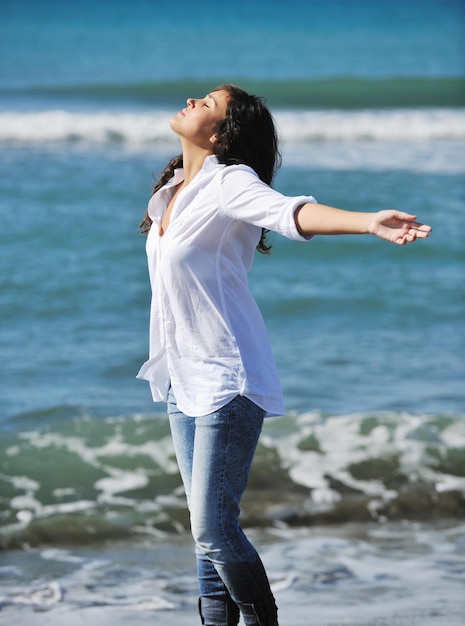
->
xmin=219 ymin=165 xmax=317 ymax=241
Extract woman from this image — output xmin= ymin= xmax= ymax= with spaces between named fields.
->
xmin=137 ymin=84 xmax=431 ymax=626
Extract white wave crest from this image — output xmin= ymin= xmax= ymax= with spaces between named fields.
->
xmin=276 ymin=108 xmax=465 ymax=142
xmin=0 ymin=108 xmax=464 ymax=145
xmin=0 ymin=110 xmax=176 ymax=144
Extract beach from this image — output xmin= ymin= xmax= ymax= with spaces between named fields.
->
xmin=1 ymin=0 xmax=464 ymax=623
xmin=1 ymin=522 xmax=464 ymax=626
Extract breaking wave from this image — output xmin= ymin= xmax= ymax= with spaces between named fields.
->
xmin=1 ymin=409 xmax=464 ymax=549
xmin=0 ymin=108 xmax=464 ymax=145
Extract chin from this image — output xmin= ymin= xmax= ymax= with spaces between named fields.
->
xmin=169 ymin=113 xmax=183 ymax=130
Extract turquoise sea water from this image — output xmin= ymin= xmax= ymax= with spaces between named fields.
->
xmin=0 ymin=1 xmax=464 ymax=623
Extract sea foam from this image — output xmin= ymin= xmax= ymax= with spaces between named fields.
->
xmin=1 ymin=108 xmax=464 ymax=144
xmin=1 ymin=410 xmax=464 ymax=549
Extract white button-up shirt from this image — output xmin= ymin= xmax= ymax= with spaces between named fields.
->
xmin=137 ymin=155 xmax=316 ymax=417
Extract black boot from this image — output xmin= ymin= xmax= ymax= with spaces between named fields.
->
xmin=236 ymin=599 xmax=279 ymax=626
xmin=198 ymin=595 xmax=240 ymax=626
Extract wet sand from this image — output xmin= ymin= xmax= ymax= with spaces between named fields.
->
xmin=1 ymin=585 xmax=463 ymax=626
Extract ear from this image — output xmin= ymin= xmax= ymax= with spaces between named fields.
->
xmin=209 ymin=133 xmax=217 ymax=145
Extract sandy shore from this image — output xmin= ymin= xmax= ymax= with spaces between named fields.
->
xmin=1 ymin=522 xmax=463 ymax=626
xmin=0 ymin=594 xmax=463 ymax=626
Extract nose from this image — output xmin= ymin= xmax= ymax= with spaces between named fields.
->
xmin=186 ymin=97 xmax=195 ymax=107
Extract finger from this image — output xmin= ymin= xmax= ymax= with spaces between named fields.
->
xmin=411 ymin=229 xmax=430 ymax=238
xmin=410 ymin=222 xmax=432 ymax=232
xmin=408 ymin=223 xmax=431 ymax=236
xmin=394 ymin=229 xmax=418 ymax=245
xmin=395 ymin=211 xmax=417 ymax=222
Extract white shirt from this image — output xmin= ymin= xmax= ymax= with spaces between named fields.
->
xmin=137 ymin=155 xmax=316 ymax=417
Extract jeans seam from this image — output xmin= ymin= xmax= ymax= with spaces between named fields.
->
xmin=219 ymin=399 xmax=270 ymax=605
xmin=218 ymin=402 xmax=231 ymax=562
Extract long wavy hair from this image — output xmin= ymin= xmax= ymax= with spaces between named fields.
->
xmin=140 ymin=84 xmax=281 ymax=254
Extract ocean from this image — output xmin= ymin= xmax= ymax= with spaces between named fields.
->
xmin=0 ymin=0 xmax=464 ymax=624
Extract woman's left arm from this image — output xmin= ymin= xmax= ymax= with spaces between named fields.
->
xmin=294 ymin=203 xmax=432 ymax=245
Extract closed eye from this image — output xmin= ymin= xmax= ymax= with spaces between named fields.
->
xmin=205 ymin=93 xmax=217 ymax=108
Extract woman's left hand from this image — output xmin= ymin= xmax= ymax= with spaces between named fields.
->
xmin=368 ymin=210 xmax=432 ymax=245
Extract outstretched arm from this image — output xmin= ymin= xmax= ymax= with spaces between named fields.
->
xmin=294 ymin=203 xmax=432 ymax=245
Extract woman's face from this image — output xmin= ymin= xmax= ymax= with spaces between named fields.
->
xmin=169 ymin=89 xmax=229 ymax=149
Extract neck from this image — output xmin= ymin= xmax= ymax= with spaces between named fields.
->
xmin=180 ymin=141 xmax=214 ymax=185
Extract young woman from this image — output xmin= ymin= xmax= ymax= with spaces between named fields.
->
xmin=137 ymin=84 xmax=431 ymax=626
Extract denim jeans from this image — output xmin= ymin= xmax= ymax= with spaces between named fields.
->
xmin=167 ymin=390 xmax=279 ymax=626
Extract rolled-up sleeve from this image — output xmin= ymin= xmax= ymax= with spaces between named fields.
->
xmin=219 ymin=165 xmax=316 ymax=241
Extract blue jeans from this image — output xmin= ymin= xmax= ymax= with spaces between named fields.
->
xmin=168 ymin=390 xmax=279 ymax=626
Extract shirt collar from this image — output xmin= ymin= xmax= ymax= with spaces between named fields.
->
xmin=168 ymin=154 xmax=221 ymax=189
xmin=169 ymin=167 xmax=184 ymax=186
xmin=203 ymin=154 xmax=220 ymax=169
